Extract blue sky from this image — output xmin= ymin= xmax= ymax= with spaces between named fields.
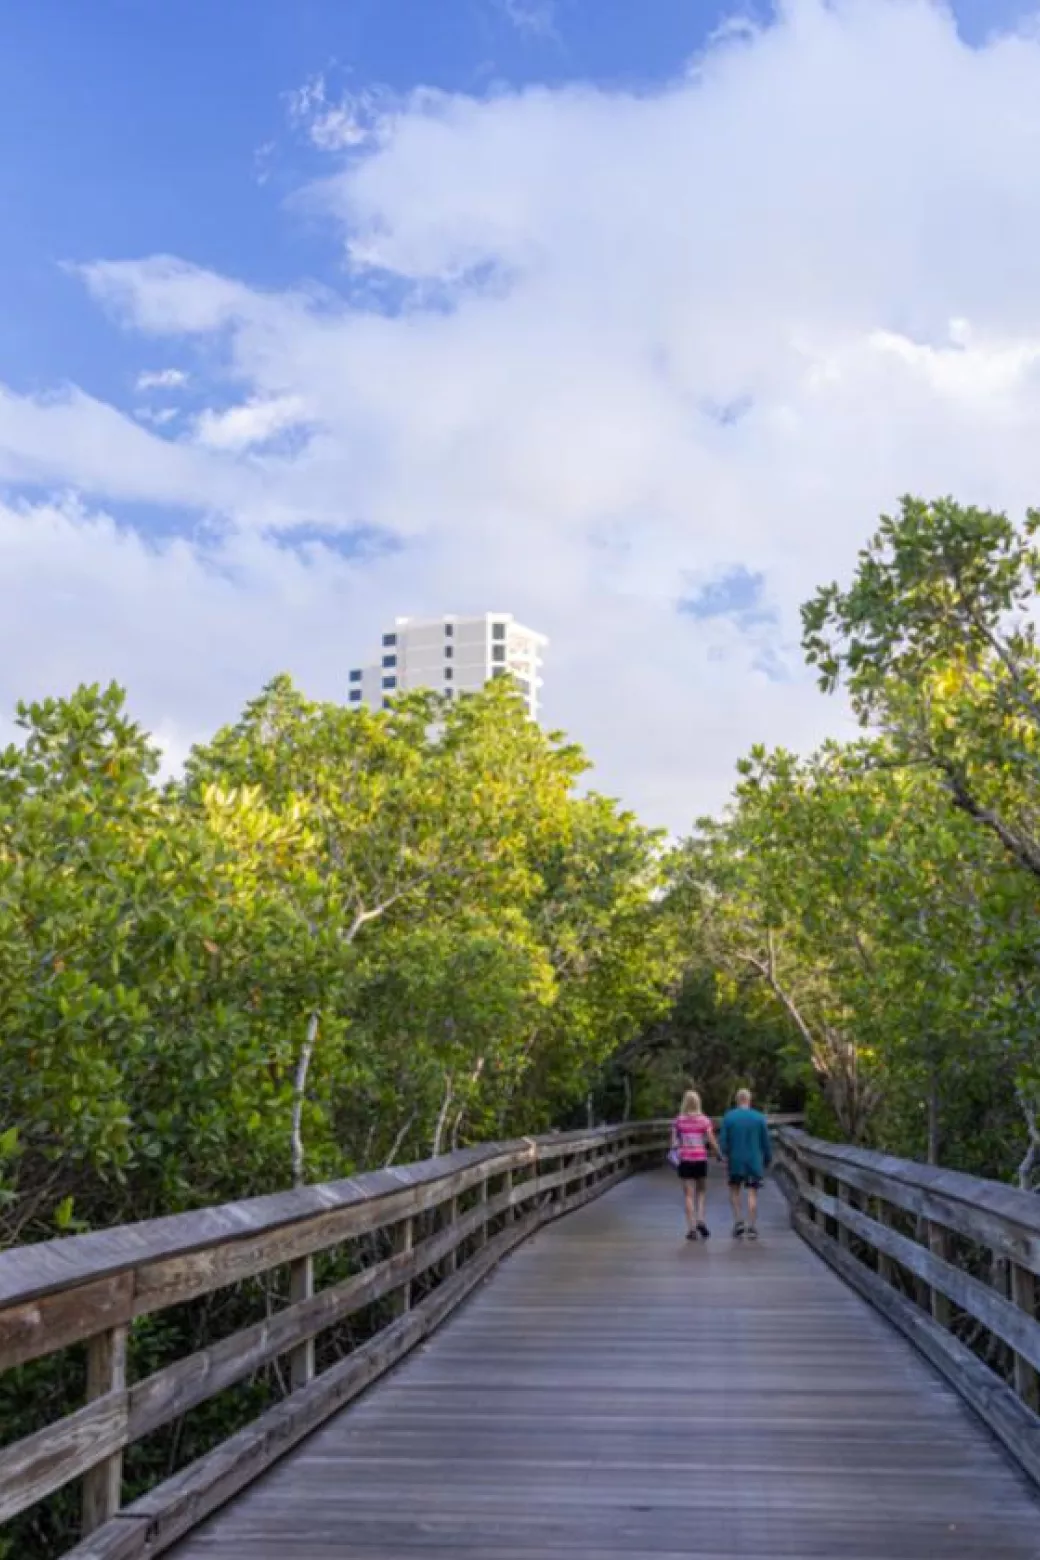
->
xmin=0 ymin=0 xmax=1024 ymax=398
xmin=2 ymin=0 xmax=1040 ymax=826
xmin=2 ymin=0 xmax=752 ymax=394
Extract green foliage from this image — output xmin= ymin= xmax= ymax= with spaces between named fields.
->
xmin=0 ymin=674 xmax=681 ymax=1556
xmin=9 ymin=493 xmax=1040 ymax=1558
xmin=660 ymin=497 xmax=1040 ymax=1184
xmin=0 ymin=675 xmax=677 ymax=1242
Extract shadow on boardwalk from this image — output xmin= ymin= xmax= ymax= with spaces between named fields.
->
xmin=172 ymin=1169 xmax=1040 ymax=1559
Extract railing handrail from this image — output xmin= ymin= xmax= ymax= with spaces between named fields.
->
xmin=0 ymin=1123 xmax=655 ymax=1310
xmin=777 ymin=1126 xmax=1040 ymax=1237
xmin=0 ymin=1120 xmax=670 ymax=1559
xmin=773 ymin=1124 xmax=1040 ymax=1493
xmin=0 ymin=1115 xmax=803 ymax=1312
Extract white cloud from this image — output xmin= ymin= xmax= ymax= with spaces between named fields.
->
xmin=136 ymin=368 xmax=189 ymax=391
xmin=135 ymin=406 xmax=179 ymax=428
xmin=0 ymin=382 xmax=256 ymax=512
xmin=194 ymin=395 xmax=310 ymax=452
xmin=0 ymin=493 xmax=389 ymax=735
xmin=496 ymin=0 xmax=558 ymax=39
xmin=286 ymin=74 xmax=398 ymax=152
xmin=5 ymin=0 xmax=1040 ymax=829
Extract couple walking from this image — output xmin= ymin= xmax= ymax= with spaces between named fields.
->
xmin=671 ymin=1088 xmax=772 ymax=1242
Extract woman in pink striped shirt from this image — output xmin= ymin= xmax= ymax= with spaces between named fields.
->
xmin=672 ymin=1090 xmax=721 ymax=1241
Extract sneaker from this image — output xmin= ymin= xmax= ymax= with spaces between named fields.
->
xmin=732 ymin=1220 xmax=745 ymax=1238
xmin=685 ymin=1228 xmax=698 ymax=1242
xmin=697 ymin=1222 xmax=711 ymax=1240
xmin=746 ymin=1226 xmax=759 ymax=1242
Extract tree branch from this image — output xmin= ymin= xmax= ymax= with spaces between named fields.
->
xmin=290 ymin=1010 xmax=320 ymax=1188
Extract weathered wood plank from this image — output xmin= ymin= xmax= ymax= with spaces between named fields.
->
xmin=1012 ymin=1263 xmax=1040 ymax=1414
xmin=287 ymin=1256 xmax=314 ymax=1391
xmin=781 ymin=1129 xmax=1040 ymax=1275
xmin=0 ymin=1141 xmax=556 ymax=1312
xmin=159 ymin=1171 xmax=1040 ymax=1560
xmin=63 ymin=1516 xmax=151 ymax=1560
xmin=63 ymin=1156 xmax=644 ymax=1560
xmin=0 ymin=1271 xmax=134 ymax=1372
xmin=796 ymin=1171 xmax=1040 ymax=1374
xmin=82 ymin=1324 xmax=128 ymax=1533
xmin=0 ymin=1389 xmax=128 ymax=1525
xmin=0 ymin=1126 xmax=669 ymax=1321
xmin=78 ymin=1213 xmax=543 ymax=1560
xmin=391 ymin=1215 xmax=413 ymax=1317
xmin=126 ymin=1186 xmax=514 ymax=1443
xmin=793 ymin=1208 xmax=1040 ymax=1491
xmin=132 ymin=1151 xmax=535 ymax=1317
xmin=928 ymin=1221 xmax=952 ymax=1328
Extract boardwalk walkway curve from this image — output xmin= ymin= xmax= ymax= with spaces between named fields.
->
xmin=1 ymin=1121 xmax=1039 ymax=1557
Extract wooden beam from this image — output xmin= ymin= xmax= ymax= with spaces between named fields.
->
xmin=0 ymin=1271 xmax=134 ymax=1373
xmin=392 ymin=1217 xmax=413 ymax=1316
xmin=928 ymin=1221 xmax=952 ymax=1329
xmin=1012 ymin=1262 xmax=1040 ymax=1414
xmin=288 ymin=1255 xmax=315 ymax=1391
xmin=0 ymin=1390 xmax=127 ymax=1526
xmin=798 ymin=1176 xmax=1040 ymax=1374
xmin=793 ymin=1210 xmax=1040 ymax=1492
xmin=779 ymin=1129 xmax=1040 ymax=1277
xmin=82 ymin=1324 xmax=128 ymax=1533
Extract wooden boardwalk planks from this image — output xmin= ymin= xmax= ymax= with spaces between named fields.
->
xmin=170 ymin=1170 xmax=1040 ymax=1559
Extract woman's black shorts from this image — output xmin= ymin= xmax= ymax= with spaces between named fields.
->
xmin=677 ymin=1160 xmax=708 ymax=1181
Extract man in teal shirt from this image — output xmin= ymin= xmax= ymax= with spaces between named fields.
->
xmin=719 ymin=1089 xmax=772 ymax=1240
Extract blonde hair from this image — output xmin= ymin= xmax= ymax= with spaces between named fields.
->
xmin=736 ymin=1088 xmax=752 ymax=1107
xmin=681 ymin=1089 xmax=702 ymax=1115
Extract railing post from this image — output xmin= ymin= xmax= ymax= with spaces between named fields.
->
xmin=927 ymin=1223 xmax=952 ymax=1329
xmin=503 ymin=1168 xmax=514 ymax=1224
xmin=805 ymin=1165 xmax=818 ymax=1226
xmin=288 ymin=1255 xmax=315 ymax=1390
xmin=1011 ymin=1263 xmax=1040 ymax=1413
xmin=393 ymin=1216 xmax=413 ymax=1315
xmin=478 ymin=1172 xmax=488 ymax=1246
xmin=445 ymin=1195 xmax=459 ymax=1274
xmin=875 ymin=1199 xmax=896 ymax=1287
xmin=913 ymin=1216 xmax=931 ymax=1310
xmin=81 ymin=1324 xmax=128 ymax=1535
xmin=836 ymin=1180 xmax=851 ymax=1250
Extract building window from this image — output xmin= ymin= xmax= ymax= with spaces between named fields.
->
xmin=382 ymin=674 xmax=396 ymax=690
xmin=491 ymin=622 xmax=506 ymax=641
xmin=382 ymin=698 xmax=391 ymax=709
xmin=445 ymin=667 xmax=453 ymax=682
xmin=492 ymin=644 xmax=506 ymax=663
xmin=492 ymin=667 xmax=507 ymax=679
xmin=382 ymin=653 xmax=396 ymax=668
xmin=349 ymin=669 xmax=362 ymax=683
xmin=382 ymin=632 xmax=397 ymax=647
xmin=445 ymin=622 xmax=454 ymax=637
xmin=445 ymin=645 xmax=454 ymax=659
xmin=349 ymin=689 xmax=362 ymax=703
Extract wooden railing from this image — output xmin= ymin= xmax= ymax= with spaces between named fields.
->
xmin=0 ymin=1121 xmax=668 ymax=1559
xmin=774 ymin=1127 xmax=1040 ymax=1488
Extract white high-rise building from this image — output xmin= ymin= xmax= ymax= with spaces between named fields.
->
xmin=348 ymin=614 xmax=547 ymax=720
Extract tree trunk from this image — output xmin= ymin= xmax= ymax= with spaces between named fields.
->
xmin=384 ymin=1112 xmax=416 ymax=1168
xmin=1014 ymin=1084 xmax=1040 ymax=1192
xmin=290 ymin=1011 xmax=320 ymax=1189
xmin=432 ymin=1073 xmax=454 ymax=1158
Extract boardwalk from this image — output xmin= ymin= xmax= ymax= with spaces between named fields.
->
xmin=171 ymin=1170 xmax=1040 ymax=1559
